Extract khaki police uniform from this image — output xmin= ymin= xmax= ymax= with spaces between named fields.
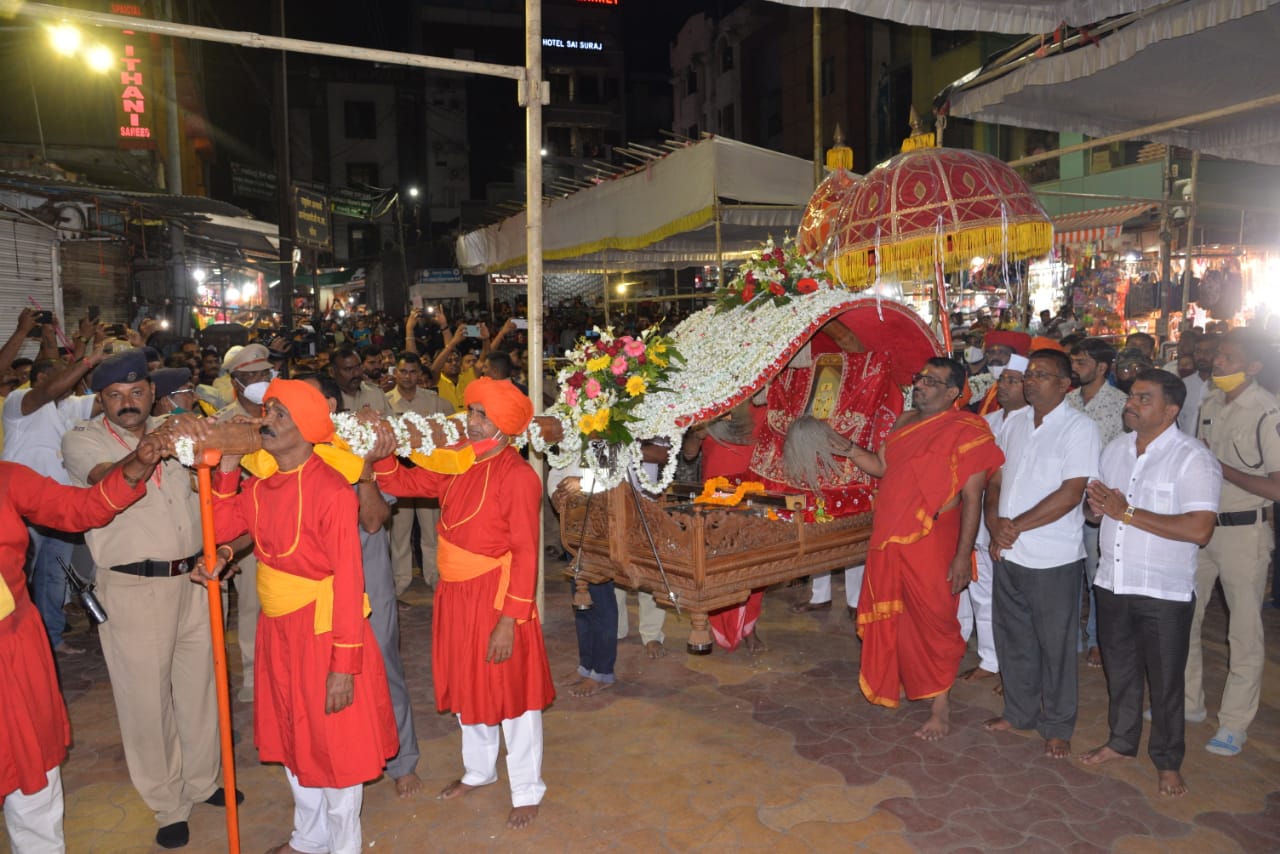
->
xmin=215 ymin=399 xmax=260 ymax=700
xmin=61 ymin=415 xmax=220 ymax=827
xmin=1188 ymin=381 xmax=1280 ymax=734
xmin=385 ymin=386 xmax=453 ymax=594
xmin=342 ymin=380 xmax=391 ymax=416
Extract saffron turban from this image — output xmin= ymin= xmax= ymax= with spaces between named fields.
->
xmin=984 ymin=330 xmax=1032 ymax=355
xmin=264 ymin=378 xmax=335 ymax=444
xmin=1030 ymin=336 xmax=1066 ymax=353
xmin=464 ymin=377 xmax=534 ymax=436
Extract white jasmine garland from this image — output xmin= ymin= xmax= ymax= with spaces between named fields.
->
xmin=630 ymin=430 xmax=683 ymax=494
xmin=332 ymin=412 xmax=377 ymax=458
xmin=174 ymin=436 xmax=196 ymax=467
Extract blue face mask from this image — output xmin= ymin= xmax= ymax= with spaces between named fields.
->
xmin=170 ymin=406 xmax=189 ymax=415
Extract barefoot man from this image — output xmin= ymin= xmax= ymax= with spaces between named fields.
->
xmin=984 ymin=349 xmax=1100 ymax=759
xmin=367 ymin=377 xmax=555 ymax=829
xmin=844 ymin=358 xmax=1003 ymax=740
xmin=1080 ymin=370 xmax=1220 ymax=796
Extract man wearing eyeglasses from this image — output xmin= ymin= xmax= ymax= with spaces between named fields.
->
xmin=846 ymin=358 xmax=1004 ymax=740
xmin=984 ymin=349 xmax=1101 ymax=760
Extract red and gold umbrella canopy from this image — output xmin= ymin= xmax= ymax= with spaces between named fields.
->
xmin=796 ymin=168 xmax=860 ymax=260
xmin=830 ymin=147 xmax=1052 ymax=286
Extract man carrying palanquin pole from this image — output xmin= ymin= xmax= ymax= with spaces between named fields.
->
xmin=197 ymin=379 xmax=397 ymax=854
xmin=842 ymin=357 xmax=1005 ymax=739
xmin=366 ymin=376 xmax=555 ymax=830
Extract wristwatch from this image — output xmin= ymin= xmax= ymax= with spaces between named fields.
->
xmin=1122 ymin=505 xmax=1136 ymax=525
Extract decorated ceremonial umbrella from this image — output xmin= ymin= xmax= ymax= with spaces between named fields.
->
xmin=827 ymin=147 xmax=1052 ymax=350
xmin=796 ymin=168 xmax=861 ymax=259
xmin=830 ymin=147 xmax=1051 ymax=284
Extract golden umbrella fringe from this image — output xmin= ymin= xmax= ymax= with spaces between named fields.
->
xmin=829 ymin=221 xmax=1053 ymax=283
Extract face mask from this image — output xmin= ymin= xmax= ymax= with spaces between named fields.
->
xmin=965 ymin=346 xmax=984 ymax=363
xmin=469 ymin=436 xmax=503 ymax=457
xmin=989 ymin=364 xmax=1005 ymax=380
xmin=1213 ymin=372 xmax=1247 ymax=393
xmin=170 ymin=406 xmax=189 ymax=415
xmin=243 ymin=381 xmax=272 ymax=405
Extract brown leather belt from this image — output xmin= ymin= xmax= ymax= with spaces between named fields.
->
xmin=1216 ymin=507 xmax=1271 ymax=527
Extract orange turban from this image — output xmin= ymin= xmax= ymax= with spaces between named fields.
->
xmin=1030 ymin=336 xmax=1066 ymax=353
xmin=464 ymin=377 xmax=534 ymax=436
xmin=264 ymin=378 xmax=335 ymax=444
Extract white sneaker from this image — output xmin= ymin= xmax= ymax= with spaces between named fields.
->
xmin=1205 ymin=728 xmax=1246 ymax=756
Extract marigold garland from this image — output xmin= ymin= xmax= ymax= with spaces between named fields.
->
xmin=693 ymin=476 xmax=766 ymax=507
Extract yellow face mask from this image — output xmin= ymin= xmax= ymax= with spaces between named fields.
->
xmin=1213 ymin=371 xmax=1247 ymax=393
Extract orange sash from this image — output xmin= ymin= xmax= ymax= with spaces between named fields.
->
xmin=436 ymin=534 xmax=513 ymax=613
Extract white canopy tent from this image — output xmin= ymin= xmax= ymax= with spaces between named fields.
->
xmin=765 ymin=0 xmax=1170 ymax=33
xmin=455 ymin=137 xmax=819 ymax=274
xmin=941 ymin=0 xmax=1280 ymax=165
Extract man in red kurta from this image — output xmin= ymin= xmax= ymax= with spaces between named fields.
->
xmin=368 ymin=376 xmax=555 ymax=830
xmin=202 ymin=380 xmax=396 ymax=854
xmin=0 ymin=447 xmax=155 ymax=852
xmin=843 ymin=357 xmax=1004 ymax=740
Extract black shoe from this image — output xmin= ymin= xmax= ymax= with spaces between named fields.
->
xmin=203 ymin=787 xmax=245 ymax=807
xmin=156 ymin=821 xmax=189 ymax=849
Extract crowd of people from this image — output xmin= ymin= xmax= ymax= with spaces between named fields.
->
xmin=0 ymin=298 xmax=1276 ymax=850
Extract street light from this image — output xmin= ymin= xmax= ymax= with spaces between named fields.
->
xmin=48 ymin=24 xmax=81 ymax=56
xmin=84 ymin=44 xmax=113 ymax=73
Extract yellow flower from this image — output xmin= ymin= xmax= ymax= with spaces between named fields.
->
xmin=649 ymin=342 xmax=667 ymax=355
xmin=585 ymin=355 xmax=611 ymax=372
xmin=578 ymin=414 xmax=596 ymax=434
xmin=625 ymin=375 xmax=647 ymax=397
xmin=592 ymin=409 xmax=611 ymax=431
xmin=650 ymin=354 xmax=668 ymax=368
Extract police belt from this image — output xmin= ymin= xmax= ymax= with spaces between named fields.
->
xmin=110 ymin=552 xmax=201 ymax=577
xmin=1216 ymin=507 xmax=1271 ymax=527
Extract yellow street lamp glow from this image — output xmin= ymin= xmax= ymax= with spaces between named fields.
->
xmin=49 ymin=24 xmax=81 ymax=56
xmin=84 ymin=44 xmax=114 ymax=73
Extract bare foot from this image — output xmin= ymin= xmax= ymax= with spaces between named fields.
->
xmin=1079 ymin=744 xmax=1132 ymax=766
xmin=1044 ymin=738 xmax=1072 ymax=759
xmin=743 ymin=630 xmax=767 ymax=654
xmin=1158 ymin=770 xmax=1188 ymax=797
xmin=1086 ymin=647 xmax=1103 ymax=668
xmin=960 ymin=666 xmax=998 ymax=682
xmin=984 ymin=717 xmax=1014 ymax=732
xmin=914 ymin=693 xmax=950 ymax=741
xmin=644 ymin=640 xmax=667 ymax=660
xmin=438 ymin=779 xmax=480 ymax=800
xmin=394 ymin=772 xmax=423 ymax=798
xmin=507 ymin=804 xmax=539 ymax=830
xmin=567 ymin=677 xmax=614 ymax=698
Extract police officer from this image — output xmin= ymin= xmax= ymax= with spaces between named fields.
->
xmin=61 ymin=350 xmax=231 ymax=849
xmin=1187 ymin=328 xmax=1280 ymax=758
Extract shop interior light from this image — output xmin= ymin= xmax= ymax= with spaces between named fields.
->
xmin=196 ymin=285 xmax=208 ymax=297
xmin=225 ymin=287 xmax=241 ymax=303
xmin=242 ymin=282 xmax=257 ymax=298
xmin=159 ymin=319 xmax=170 ymax=330
xmin=48 ymin=24 xmax=81 ymax=56
xmin=192 ymin=268 xmax=207 ymax=283
xmin=615 ymin=282 xmax=628 ymax=295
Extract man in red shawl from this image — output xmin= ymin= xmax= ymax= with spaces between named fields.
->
xmin=367 ymin=376 xmax=555 ymax=830
xmin=0 ymin=441 xmax=157 ymax=852
xmin=844 ymin=357 xmax=1004 ymax=739
xmin=198 ymin=379 xmax=397 ymax=854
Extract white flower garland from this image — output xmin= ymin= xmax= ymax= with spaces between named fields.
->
xmin=629 ymin=429 xmax=683 ymax=494
xmin=174 ymin=436 xmax=196 ymax=468
xmin=332 ymin=412 xmax=377 ymax=458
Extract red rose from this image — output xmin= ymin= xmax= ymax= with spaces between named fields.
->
xmin=615 ymin=374 xmax=627 ymax=386
xmin=744 ymin=271 xmax=756 ymax=286
xmin=567 ymin=371 xmax=586 ymax=389
xmin=796 ymin=277 xmax=818 ymax=294
xmin=768 ymin=282 xmax=785 ymax=296
xmin=637 ymin=353 xmax=646 ymax=364
xmin=742 ymin=283 xmax=756 ymax=302
xmin=771 ymin=248 xmax=785 ymax=262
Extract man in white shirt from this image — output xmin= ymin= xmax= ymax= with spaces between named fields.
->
xmin=1080 ymin=369 xmax=1220 ymax=797
xmin=2 ymin=352 xmax=104 ymax=654
xmin=1176 ymin=334 xmax=1218 ymax=435
xmin=960 ymin=353 xmax=1027 ymax=686
xmin=983 ymin=349 xmax=1101 ymax=758
xmin=1067 ymin=337 xmax=1127 ymax=667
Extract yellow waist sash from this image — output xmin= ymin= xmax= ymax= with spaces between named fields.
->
xmin=436 ymin=535 xmax=513 ymax=612
xmin=257 ymin=562 xmax=371 ymax=635
xmin=0 ymin=576 xmax=14 ymax=621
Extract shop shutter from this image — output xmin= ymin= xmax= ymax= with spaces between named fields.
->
xmin=0 ymin=215 xmax=60 ymax=361
xmin=59 ymin=240 xmax=131 ymax=326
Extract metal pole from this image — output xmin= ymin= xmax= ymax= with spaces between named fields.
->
xmin=812 ymin=9 xmax=822 ymax=188
xmin=24 ymin=59 xmax=47 ymax=162
xmin=1179 ymin=150 xmax=1200 ymax=314
xmin=1158 ymin=147 xmax=1173 ymax=335
xmin=274 ymin=0 xmax=294 ymax=333
xmin=525 ymin=0 xmax=546 ymax=619
xmin=162 ymin=0 xmax=182 ymax=195
xmin=1006 ymin=93 xmax=1280 ymax=169
xmin=12 ymin=2 xmax=525 ymax=80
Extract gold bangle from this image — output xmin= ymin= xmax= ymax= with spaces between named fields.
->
xmin=216 ymin=545 xmax=234 ymax=562
xmin=1122 ymin=505 xmax=1136 ymax=525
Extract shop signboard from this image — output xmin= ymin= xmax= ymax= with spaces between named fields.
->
xmin=292 ymin=186 xmax=331 ymax=250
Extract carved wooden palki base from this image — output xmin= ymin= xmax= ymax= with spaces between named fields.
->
xmin=560 ymin=485 xmax=872 ymax=654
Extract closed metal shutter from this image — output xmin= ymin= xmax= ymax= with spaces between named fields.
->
xmin=0 ymin=214 xmax=60 ymax=361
